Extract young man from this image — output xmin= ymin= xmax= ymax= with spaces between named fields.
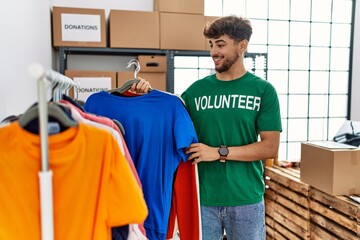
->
xmin=181 ymin=15 xmax=282 ymax=240
xmin=135 ymin=15 xmax=282 ymax=240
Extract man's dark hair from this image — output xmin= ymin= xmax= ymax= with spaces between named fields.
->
xmin=203 ymin=15 xmax=253 ymax=42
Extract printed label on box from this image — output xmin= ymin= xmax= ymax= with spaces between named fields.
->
xmin=73 ymin=77 xmax=112 ymax=101
xmin=61 ymin=14 xmax=101 ymax=42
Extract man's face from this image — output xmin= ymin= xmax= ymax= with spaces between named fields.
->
xmin=208 ymin=35 xmax=240 ymax=73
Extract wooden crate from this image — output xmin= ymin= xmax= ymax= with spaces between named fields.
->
xmin=265 ymin=166 xmax=360 ymax=239
xmin=265 ymin=166 xmax=311 ymax=240
xmin=309 ymin=188 xmax=360 ymax=239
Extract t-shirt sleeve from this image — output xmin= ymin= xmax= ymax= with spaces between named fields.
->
xmin=257 ymin=83 xmax=282 ymax=132
xmin=174 ymin=102 xmax=198 ymax=162
xmin=180 ymin=91 xmax=189 ymax=108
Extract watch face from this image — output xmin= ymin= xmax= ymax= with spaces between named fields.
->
xmin=219 ymin=147 xmax=229 ymax=156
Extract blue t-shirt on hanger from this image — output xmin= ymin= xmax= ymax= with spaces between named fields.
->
xmin=84 ymin=89 xmax=198 ymax=240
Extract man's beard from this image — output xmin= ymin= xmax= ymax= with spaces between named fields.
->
xmin=215 ymin=52 xmax=239 ymax=73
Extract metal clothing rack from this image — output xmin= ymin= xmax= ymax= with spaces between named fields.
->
xmin=28 ymin=64 xmax=80 ymax=240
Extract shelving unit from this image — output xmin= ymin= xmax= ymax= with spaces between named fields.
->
xmin=58 ymin=47 xmax=268 ymax=93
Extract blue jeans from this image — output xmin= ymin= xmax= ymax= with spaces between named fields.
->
xmin=201 ymin=200 xmax=265 ymax=240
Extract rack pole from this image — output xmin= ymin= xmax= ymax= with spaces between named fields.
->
xmin=38 ymin=74 xmax=49 ymax=171
xmin=37 ymin=71 xmax=54 ymax=240
xmin=29 ymin=63 xmax=81 ymax=240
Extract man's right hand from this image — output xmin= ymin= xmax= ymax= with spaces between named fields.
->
xmin=130 ymin=77 xmax=152 ymax=94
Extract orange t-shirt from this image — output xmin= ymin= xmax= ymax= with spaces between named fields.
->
xmin=0 ymin=122 xmax=148 ymax=240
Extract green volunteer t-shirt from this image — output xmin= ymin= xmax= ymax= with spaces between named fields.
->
xmin=181 ymin=72 xmax=282 ymax=206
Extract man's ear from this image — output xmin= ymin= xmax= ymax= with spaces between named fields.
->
xmin=238 ymin=39 xmax=249 ymax=53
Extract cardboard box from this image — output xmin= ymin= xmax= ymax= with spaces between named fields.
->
xmin=154 ymin=0 xmax=204 ymax=15
xmin=110 ymin=10 xmax=160 ymax=49
xmin=160 ymin=13 xmax=205 ymax=50
xmin=117 ymin=72 xmax=166 ymax=91
xmin=52 ymin=7 xmax=107 ymax=47
xmin=138 ymin=55 xmax=167 ymax=72
xmin=300 ymin=142 xmax=360 ymax=195
xmin=65 ymin=70 xmax=117 ymax=102
xmin=204 ymin=16 xmax=220 ymax=51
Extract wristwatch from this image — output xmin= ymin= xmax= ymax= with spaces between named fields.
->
xmin=218 ymin=145 xmax=229 ymax=163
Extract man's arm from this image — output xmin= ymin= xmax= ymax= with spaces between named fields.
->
xmin=186 ymin=131 xmax=280 ymax=164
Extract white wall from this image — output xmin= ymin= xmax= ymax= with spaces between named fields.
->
xmin=351 ymin=0 xmax=360 ymax=121
xmin=0 ymin=0 xmax=52 ymax=121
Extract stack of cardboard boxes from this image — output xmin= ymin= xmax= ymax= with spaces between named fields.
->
xmin=52 ymin=0 xmax=219 ymax=50
xmin=52 ymin=0 xmax=217 ymax=50
xmin=52 ymin=0 xmax=217 ymax=94
xmin=109 ymin=0 xmax=216 ymax=51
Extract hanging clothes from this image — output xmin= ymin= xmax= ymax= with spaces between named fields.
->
xmin=166 ymin=161 xmax=202 ymax=240
xmin=84 ymin=89 xmax=198 ymax=240
xmin=59 ymin=99 xmax=142 ymax=186
xmin=58 ymin=99 xmax=147 ymax=238
xmin=0 ymin=121 xmax=148 ymax=240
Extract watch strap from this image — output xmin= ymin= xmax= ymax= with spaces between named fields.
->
xmin=220 ymin=155 xmax=226 ymax=163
